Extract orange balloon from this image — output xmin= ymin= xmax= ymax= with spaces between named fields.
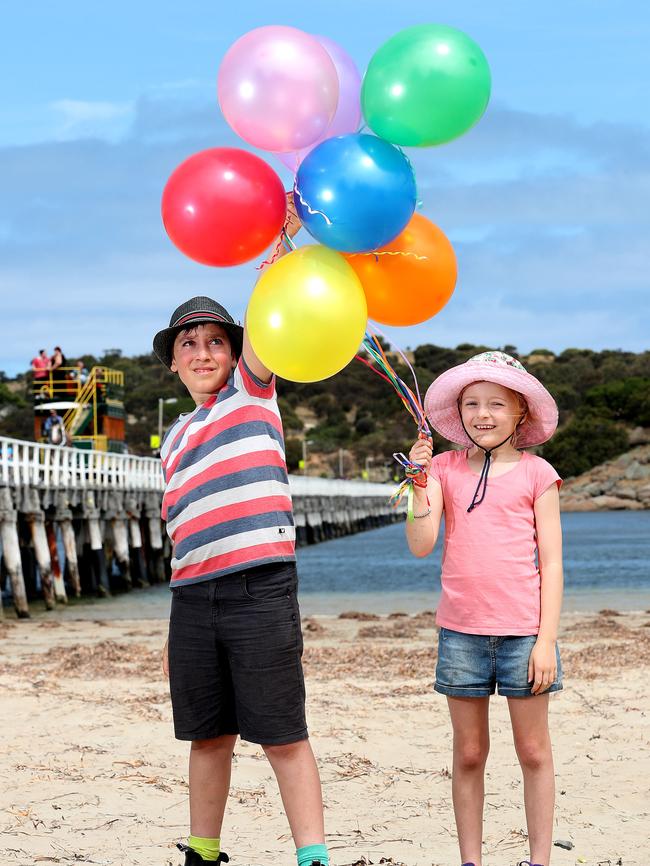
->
xmin=343 ymin=213 xmax=457 ymax=326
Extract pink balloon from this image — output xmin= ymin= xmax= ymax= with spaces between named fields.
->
xmin=218 ymin=26 xmax=339 ymax=153
xmin=277 ymin=36 xmax=362 ymax=172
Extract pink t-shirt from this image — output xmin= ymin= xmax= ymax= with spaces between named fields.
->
xmin=32 ymin=356 xmax=49 ymax=379
xmin=429 ymin=449 xmax=561 ymax=636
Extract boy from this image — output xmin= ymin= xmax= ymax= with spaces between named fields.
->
xmin=153 ymin=294 xmax=329 ymax=866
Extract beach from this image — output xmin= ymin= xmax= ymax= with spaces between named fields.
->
xmin=1 ymin=604 xmax=649 ymax=866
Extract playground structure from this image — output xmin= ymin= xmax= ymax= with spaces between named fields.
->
xmin=33 ymin=365 xmax=126 ymax=453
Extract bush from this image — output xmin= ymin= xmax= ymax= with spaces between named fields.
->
xmin=284 ymin=437 xmax=303 ymax=472
xmin=277 ymin=398 xmax=303 ymax=433
xmin=541 ymin=411 xmax=629 ymax=478
xmin=584 ymin=378 xmax=650 ymax=427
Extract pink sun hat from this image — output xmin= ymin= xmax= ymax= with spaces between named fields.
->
xmin=424 ymin=350 xmax=559 ymax=448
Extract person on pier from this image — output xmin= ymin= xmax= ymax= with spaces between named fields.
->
xmin=30 ymin=348 xmax=50 ymax=381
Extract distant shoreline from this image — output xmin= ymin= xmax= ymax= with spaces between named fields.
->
xmin=6 ymin=583 xmax=650 ymax=622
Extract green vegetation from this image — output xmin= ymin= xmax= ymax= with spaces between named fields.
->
xmin=1 ymin=344 xmax=648 ymax=480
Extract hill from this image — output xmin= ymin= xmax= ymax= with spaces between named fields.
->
xmin=1 ymin=344 xmax=649 ymax=483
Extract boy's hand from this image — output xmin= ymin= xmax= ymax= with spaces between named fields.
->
xmin=528 ymin=638 xmax=557 ymax=694
xmin=408 ymin=434 xmax=433 ymax=472
xmin=162 ymin=638 xmax=169 ymax=678
xmin=284 ymin=191 xmax=302 ymax=241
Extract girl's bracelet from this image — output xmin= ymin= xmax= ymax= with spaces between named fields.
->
xmin=413 ymin=507 xmax=432 ymax=519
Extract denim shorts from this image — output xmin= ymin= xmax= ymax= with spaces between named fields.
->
xmin=435 ymin=627 xmax=563 ymax=698
xmin=168 ymin=561 xmax=307 ymax=744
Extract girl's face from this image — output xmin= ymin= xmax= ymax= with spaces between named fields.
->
xmin=170 ymin=323 xmax=236 ymax=405
xmin=459 ymin=381 xmax=526 ymax=449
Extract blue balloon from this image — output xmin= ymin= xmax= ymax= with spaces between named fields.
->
xmin=293 ymin=133 xmax=417 ymax=253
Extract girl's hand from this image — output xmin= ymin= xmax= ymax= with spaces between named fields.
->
xmin=162 ymin=638 xmax=169 ymax=678
xmin=408 ymin=434 xmax=433 ymax=472
xmin=528 ymin=638 xmax=557 ymax=694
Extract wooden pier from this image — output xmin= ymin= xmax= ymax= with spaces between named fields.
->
xmin=0 ymin=436 xmax=401 ymax=618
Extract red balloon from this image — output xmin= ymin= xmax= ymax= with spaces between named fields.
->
xmin=161 ymin=148 xmax=287 ymax=267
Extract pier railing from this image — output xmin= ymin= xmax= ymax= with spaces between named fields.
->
xmin=0 ymin=435 xmax=396 ymax=497
xmin=0 ymin=436 xmax=163 ymax=491
xmin=0 ymin=435 xmax=401 ymax=618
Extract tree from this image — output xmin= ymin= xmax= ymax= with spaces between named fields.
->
xmin=541 ymin=410 xmax=629 ymax=478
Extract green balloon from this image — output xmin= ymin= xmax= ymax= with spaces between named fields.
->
xmin=362 ymin=24 xmax=491 ymax=147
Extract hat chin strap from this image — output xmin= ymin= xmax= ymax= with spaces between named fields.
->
xmin=460 ymin=415 xmax=515 ymax=513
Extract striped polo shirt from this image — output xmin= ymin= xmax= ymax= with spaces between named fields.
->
xmin=160 ymin=357 xmax=295 ymax=587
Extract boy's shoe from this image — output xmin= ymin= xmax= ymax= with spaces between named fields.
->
xmin=176 ymin=843 xmax=229 ymax=865
xmin=517 ymin=861 xmax=543 ymax=866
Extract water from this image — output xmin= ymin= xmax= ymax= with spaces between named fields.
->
xmin=294 ymin=511 xmax=650 ymax=614
xmin=20 ymin=511 xmax=650 ymax=620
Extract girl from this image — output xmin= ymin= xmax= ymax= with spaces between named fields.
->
xmin=406 ymin=351 xmax=563 ymax=866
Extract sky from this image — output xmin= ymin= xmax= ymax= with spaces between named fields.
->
xmin=1 ymin=0 xmax=649 ymax=377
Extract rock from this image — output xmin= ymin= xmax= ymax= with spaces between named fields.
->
xmin=624 ymin=460 xmax=650 ymax=480
xmin=612 ymin=452 xmax=636 ymax=468
xmin=560 ymin=445 xmax=650 ymax=510
xmin=610 ymin=482 xmax=642 ymax=500
xmin=554 ymin=840 xmax=575 ymax=850
xmin=578 ymin=481 xmax=607 ymax=496
xmin=561 ymin=498 xmax=597 ymax=512
xmin=629 ymin=426 xmax=650 ymax=445
xmin=590 ymin=495 xmax=644 ymax=510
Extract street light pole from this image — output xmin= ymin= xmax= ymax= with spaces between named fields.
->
xmin=158 ymin=397 xmax=178 ymax=445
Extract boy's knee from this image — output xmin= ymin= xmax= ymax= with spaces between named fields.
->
xmin=191 ymin=733 xmax=237 ymax=753
xmin=262 ymin=739 xmax=309 ymax=760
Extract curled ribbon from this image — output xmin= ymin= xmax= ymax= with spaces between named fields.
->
xmin=293 ymin=184 xmax=332 ymax=225
xmin=356 ymin=328 xmax=432 ymax=520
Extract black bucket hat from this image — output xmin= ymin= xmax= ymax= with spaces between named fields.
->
xmin=153 ymin=296 xmax=244 ymax=369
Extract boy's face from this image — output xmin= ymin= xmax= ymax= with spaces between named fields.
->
xmin=170 ymin=323 xmax=236 ymax=405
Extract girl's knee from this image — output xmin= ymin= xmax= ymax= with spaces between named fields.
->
xmin=455 ymin=739 xmax=489 ymax=772
xmin=515 ymin=737 xmax=552 ymax=771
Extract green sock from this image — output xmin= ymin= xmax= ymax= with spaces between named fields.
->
xmin=188 ymin=835 xmax=220 ymax=862
xmin=297 ymin=843 xmax=329 ymax=866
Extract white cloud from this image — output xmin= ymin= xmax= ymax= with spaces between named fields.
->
xmin=1 ymin=93 xmax=648 ymax=377
xmin=49 ymin=99 xmax=135 ymax=141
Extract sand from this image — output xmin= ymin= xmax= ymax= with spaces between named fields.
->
xmin=1 ymin=607 xmax=649 ymax=866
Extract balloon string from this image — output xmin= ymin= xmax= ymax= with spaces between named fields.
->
xmin=366 ymin=323 xmax=426 ymax=415
xmin=255 ymin=235 xmax=284 ymax=271
xmin=347 ymin=251 xmax=429 ymax=261
xmin=356 ymin=330 xmax=431 ymax=519
xmin=293 ymin=183 xmax=332 ymax=225
xmin=282 ymin=228 xmax=297 ymax=251
xmin=256 ymin=218 xmax=298 ymax=271
xmin=354 ymin=353 xmax=394 ymax=386
xmin=389 ymin=452 xmax=430 ymax=518
xmin=357 ymin=331 xmax=430 ymax=434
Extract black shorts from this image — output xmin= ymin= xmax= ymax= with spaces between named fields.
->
xmin=168 ymin=562 xmax=307 ymax=745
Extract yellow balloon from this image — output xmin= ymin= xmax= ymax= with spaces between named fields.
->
xmin=247 ymin=245 xmax=368 ymax=382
